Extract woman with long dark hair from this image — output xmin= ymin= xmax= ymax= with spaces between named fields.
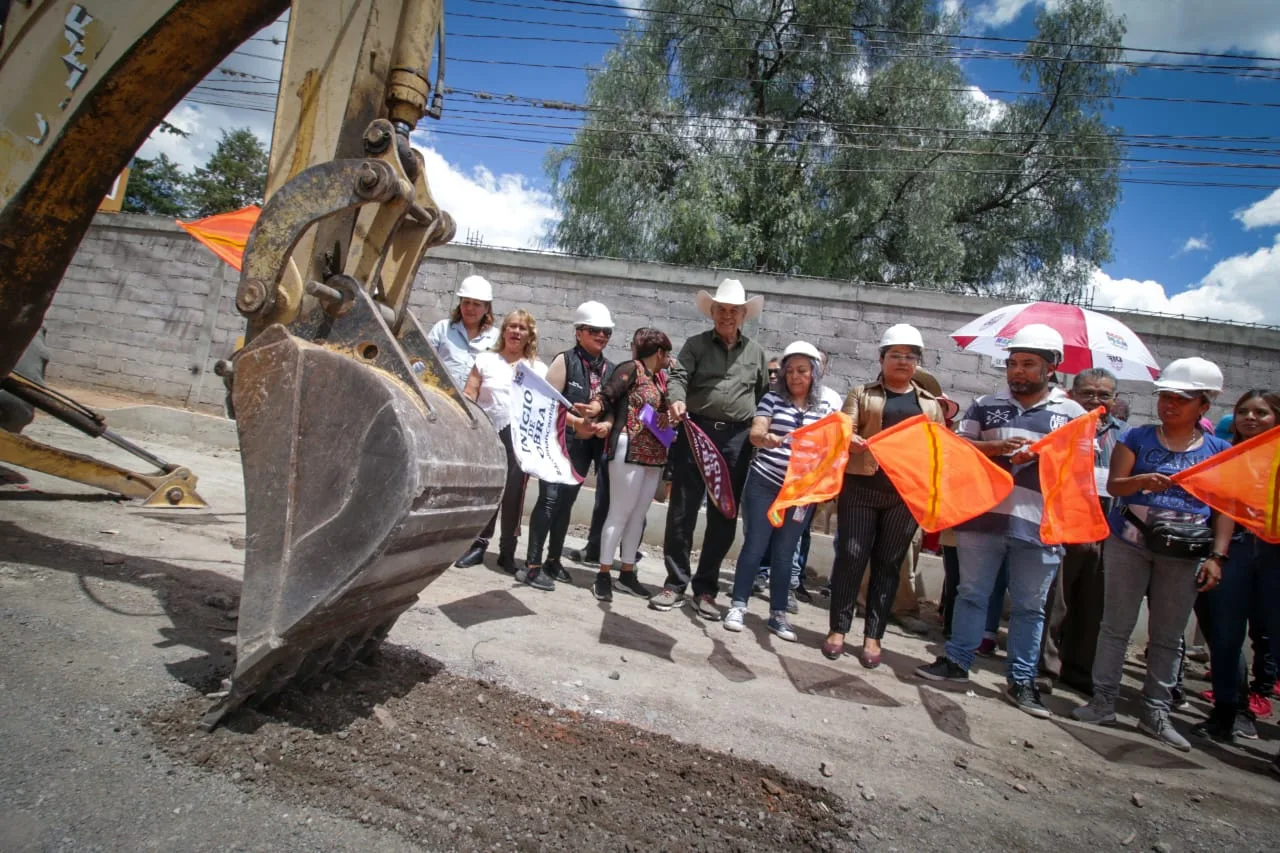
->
xmin=1191 ymin=389 xmax=1280 ymax=743
xmin=1073 ymin=358 xmax=1231 ymax=751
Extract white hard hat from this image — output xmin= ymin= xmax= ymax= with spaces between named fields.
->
xmin=782 ymin=340 xmax=821 ymax=361
xmin=456 ymin=274 xmax=493 ymax=302
xmin=879 ymin=323 xmax=924 ymax=351
xmin=573 ymin=301 xmax=614 ymax=329
xmin=1154 ymin=357 xmax=1223 ymax=399
xmin=1003 ymin=323 xmax=1064 ymax=364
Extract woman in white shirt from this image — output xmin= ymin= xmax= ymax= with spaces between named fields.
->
xmin=452 ymin=309 xmax=547 ymax=574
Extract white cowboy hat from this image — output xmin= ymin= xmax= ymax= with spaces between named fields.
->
xmin=695 ymin=278 xmax=764 ymax=321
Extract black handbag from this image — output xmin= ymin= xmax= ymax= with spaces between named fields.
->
xmin=1122 ymin=507 xmax=1214 ymax=559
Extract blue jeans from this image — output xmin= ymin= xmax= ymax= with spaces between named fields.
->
xmin=946 ymin=532 xmax=1060 ymax=683
xmin=731 ymin=470 xmax=808 ymax=613
xmin=985 ymin=558 xmax=1010 ymax=638
xmin=1206 ymin=534 xmax=1280 ymax=707
xmin=756 ymin=516 xmax=813 ymax=589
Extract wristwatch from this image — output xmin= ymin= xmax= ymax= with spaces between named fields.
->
xmin=1206 ymin=552 xmax=1229 ymax=562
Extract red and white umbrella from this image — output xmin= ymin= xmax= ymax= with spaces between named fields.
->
xmin=950 ymin=302 xmax=1160 ymax=381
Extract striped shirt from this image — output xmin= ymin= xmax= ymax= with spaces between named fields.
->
xmin=956 ymin=386 xmax=1088 ymax=544
xmin=751 ymin=389 xmax=837 ymax=486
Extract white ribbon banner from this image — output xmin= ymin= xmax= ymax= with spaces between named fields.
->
xmin=509 ymin=362 xmax=582 ymax=485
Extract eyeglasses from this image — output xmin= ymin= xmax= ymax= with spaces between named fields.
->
xmin=884 ymin=353 xmax=919 ymax=363
xmin=1074 ymin=390 xmax=1115 ymax=401
xmin=578 ymin=326 xmax=612 ymax=338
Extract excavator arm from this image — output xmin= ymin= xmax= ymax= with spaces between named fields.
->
xmin=0 ymin=0 xmax=506 ymax=727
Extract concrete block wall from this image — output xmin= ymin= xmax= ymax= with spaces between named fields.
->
xmin=37 ymin=213 xmax=1280 ymax=423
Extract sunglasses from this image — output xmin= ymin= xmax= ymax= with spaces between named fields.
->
xmin=578 ymin=326 xmax=612 ymax=338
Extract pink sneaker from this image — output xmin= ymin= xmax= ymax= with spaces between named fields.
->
xmin=976 ymin=637 xmax=998 ymax=657
xmin=1198 ymin=688 xmax=1215 ymax=703
xmin=1247 ymin=692 xmax=1273 ymax=719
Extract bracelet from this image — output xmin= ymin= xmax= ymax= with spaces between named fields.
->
xmin=1206 ymin=552 xmax=1228 ymax=563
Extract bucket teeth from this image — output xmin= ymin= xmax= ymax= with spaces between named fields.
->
xmin=203 ymin=314 xmax=504 ymax=730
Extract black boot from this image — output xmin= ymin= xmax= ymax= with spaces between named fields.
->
xmin=1190 ymin=703 xmax=1236 ymax=743
xmin=497 ymin=538 xmax=518 ymax=574
xmin=454 ymin=539 xmax=487 ymax=568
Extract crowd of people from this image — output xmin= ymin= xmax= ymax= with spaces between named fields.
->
xmin=430 ymin=273 xmax=1279 ymax=774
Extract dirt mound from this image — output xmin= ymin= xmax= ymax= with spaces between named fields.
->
xmin=147 ymin=646 xmax=857 ymax=852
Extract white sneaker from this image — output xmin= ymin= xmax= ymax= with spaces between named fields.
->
xmin=723 ymin=606 xmax=746 ymax=632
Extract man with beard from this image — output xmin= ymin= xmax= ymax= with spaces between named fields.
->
xmin=916 ymin=324 xmax=1087 ymax=719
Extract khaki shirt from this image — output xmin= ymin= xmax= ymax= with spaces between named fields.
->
xmin=843 ymin=379 xmax=946 ymax=476
xmin=667 ymin=329 xmax=770 ymax=423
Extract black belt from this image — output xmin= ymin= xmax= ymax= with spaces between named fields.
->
xmin=691 ymin=414 xmax=750 ymax=431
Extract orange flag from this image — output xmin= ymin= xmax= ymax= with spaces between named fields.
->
xmin=866 ymin=414 xmax=1014 ymax=532
xmin=767 ymin=412 xmax=853 ymax=527
xmin=1173 ymin=425 xmax=1280 ymax=543
xmin=177 ymin=205 xmax=261 ymax=271
xmin=1028 ymin=407 xmax=1109 ymax=545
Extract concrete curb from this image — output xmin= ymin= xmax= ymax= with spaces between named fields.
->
xmin=102 ymin=405 xmax=239 ymax=450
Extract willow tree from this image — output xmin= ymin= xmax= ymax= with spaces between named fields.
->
xmin=548 ymin=0 xmax=1124 ymax=301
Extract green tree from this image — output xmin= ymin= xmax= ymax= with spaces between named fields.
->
xmin=548 ymin=0 xmax=1124 ymax=301
xmin=183 ymin=128 xmax=269 ymax=217
xmin=123 ymin=153 xmax=188 ymax=217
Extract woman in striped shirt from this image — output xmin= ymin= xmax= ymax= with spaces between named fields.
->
xmin=724 ymin=341 xmax=835 ymax=642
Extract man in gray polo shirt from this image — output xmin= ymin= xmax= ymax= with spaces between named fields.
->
xmin=916 ymin=324 xmax=1087 ymax=719
xmin=650 ymin=279 xmax=770 ymax=620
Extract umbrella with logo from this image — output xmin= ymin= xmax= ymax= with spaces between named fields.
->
xmin=950 ymin=301 xmax=1160 ymax=381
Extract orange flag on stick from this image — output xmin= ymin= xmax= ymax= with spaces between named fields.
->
xmin=1029 ymin=406 xmax=1109 ymax=545
xmin=866 ymin=414 xmax=1014 ymax=532
xmin=177 ymin=205 xmax=261 ymax=271
xmin=767 ymin=412 xmax=853 ymax=527
xmin=1173 ymin=425 xmax=1280 ymax=543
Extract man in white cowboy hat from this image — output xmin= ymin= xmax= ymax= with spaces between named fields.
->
xmin=426 ymin=274 xmax=499 ymax=388
xmin=515 ymin=300 xmax=616 ymax=590
xmin=650 ymin=278 xmax=770 ymax=619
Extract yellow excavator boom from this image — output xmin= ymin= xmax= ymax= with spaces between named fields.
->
xmin=0 ymin=0 xmax=505 ymax=727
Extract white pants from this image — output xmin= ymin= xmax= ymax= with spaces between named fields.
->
xmin=599 ymin=434 xmax=662 ymax=568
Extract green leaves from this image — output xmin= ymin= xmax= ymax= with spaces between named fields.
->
xmin=548 ymin=0 xmax=1124 ymax=301
xmin=123 ymin=128 xmax=267 ymax=219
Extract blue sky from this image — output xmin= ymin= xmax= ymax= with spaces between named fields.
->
xmin=141 ymin=0 xmax=1280 ymax=323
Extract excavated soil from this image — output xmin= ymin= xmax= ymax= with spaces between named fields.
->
xmin=146 ymin=648 xmax=857 ymax=852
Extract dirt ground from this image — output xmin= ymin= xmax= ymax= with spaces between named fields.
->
xmin=2 ymin=415 xmax=1278 ymax=852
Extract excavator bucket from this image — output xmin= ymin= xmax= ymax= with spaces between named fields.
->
xmin=202 ymin=285 xmax=505 ymax=729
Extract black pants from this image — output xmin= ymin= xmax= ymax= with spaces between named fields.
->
xmin=476 ymin=427 xmax=527 ymax=560
xmin=525 ymin=438 xmax=605 ymax=565
xmin=1040 ymin=540 xmax=1107 ymax=689
xmin=662 ymin=417 xmax=752 ymax=597
xmin=828 ymin=475 xmax=919 ymax=638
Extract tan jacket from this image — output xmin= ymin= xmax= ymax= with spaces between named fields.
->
xmin=843 ymin=379 xmax=946 ymax=476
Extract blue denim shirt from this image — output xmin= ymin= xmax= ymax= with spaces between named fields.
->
xmin=427 ymin=319 xmax=500 ymax=389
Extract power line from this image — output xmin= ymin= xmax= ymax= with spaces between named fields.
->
xmin=501 ymin=0 xmax=1280 ymax=64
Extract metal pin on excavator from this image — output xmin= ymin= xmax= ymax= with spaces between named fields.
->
xmin=0 ymin=0 xmax=505 ymax=727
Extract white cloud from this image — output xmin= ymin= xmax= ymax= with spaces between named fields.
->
xmin=136 ymin=102 xmax=274 ymax=172
xmin=969 ymin=1 xmax=1280 ymax=56
xmin=1176 ymin=235 xmax=1209 ymax=254
xmin=1235 ymin=188 xmax=1280 ymax=230
xmin=612 ymin=1 xmax=646 ymax=16
xmin=965 ymin=85 xmax=1008 ymax=128
xmin=1091 ymin=234 xmax=1280 ymax=324
xmin=412 ymin=135 xmax=558 ymax=250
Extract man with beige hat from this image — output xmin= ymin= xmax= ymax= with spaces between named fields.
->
xmin=650 ymin=279 xmax=771 ymax=619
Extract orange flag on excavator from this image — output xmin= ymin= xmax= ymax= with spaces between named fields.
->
xmin=176 ymin=205 xmax=261 ymax=271
xmin=865 ymin=414 xmax=1014 ymax=532
xmin=1173 ymin=425 xmax=1280 ymax=543
xmin=1028 ymin=406 xmax=1109 ymax=545
xmin=767 ymin=412 xmax=853 ymax=527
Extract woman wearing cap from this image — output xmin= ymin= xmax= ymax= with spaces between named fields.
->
xmin=575 ymin=328 xmax=674 ymax=602
xmin=1191 ymin=389 xmax=1280 ymax=744
xmin=1073 ymin=357 xmax=1232 ymax=751
xmin=427 ymin=275 xmax=499 ymax=388
xmin=453 ymin=309 xmax=547 ymax=573
xmin=824 ymin=324 xmax=946 ymax=666
xmin=723 ymin=341 xmax=835 ymax=642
